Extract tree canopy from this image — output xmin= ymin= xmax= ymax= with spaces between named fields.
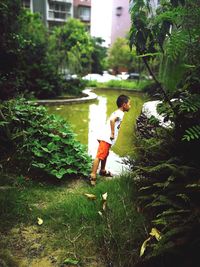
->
xmin=108 ymin=37 xmax=138 ymax=74
xmin=49 ymin=18 xmax=94 ymax=76
xmin=0 ymin=2 xmax=105 ymax=99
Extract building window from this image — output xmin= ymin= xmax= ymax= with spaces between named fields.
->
xmin=79 ymin=6 xmax=90 ymax=21
xmin=116 ymin=6 xmax=123 ymax=16
xmin=22 ymin=0 xmax=31 ymax=9
xmin=48 ymin=1 xmax=71 ymax=20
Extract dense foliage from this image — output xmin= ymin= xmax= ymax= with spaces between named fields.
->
xmin=0 ymin=99 xmax=91 ymax=179
xmin=49 ymin=18 xmax=94 ymax=76
xmin=129 ymin=0 xmax=200 ymax=266
xmin=0 ymin=1 xmax=106 ymax=100
xmin=0 ymin=1 xmax=64 ymax=99
xmin=18 ymin=11 xmax=65 ymax=99
xmin=91 ymin=37 xmax=107 ymax=74
xmin=0 ymin=0 xmax=23 ymax=99
xmin=108 ymin=37 xmax=139 ymax=74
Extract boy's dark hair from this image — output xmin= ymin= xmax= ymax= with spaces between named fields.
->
xmin=116 ymin=95 xmax=130 ymax=108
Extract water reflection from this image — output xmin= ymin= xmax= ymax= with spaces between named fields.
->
xmin=48 ymin=89 xmax=147 ymax=174
xmin=88 ymin=96 xmax=107 ymax=158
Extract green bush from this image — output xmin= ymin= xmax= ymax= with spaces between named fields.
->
xmin=0 ymin=98 xmax=91 ymax=179
xmin=63 ymin=78 xmax=87 ymax=96
xmin=85 ymin=80 xmax=98 ymax=88
xmin=85 ymin=79 xmax=151 ymax=90
xmin=104 ymin=79 xmax=149 ymax=90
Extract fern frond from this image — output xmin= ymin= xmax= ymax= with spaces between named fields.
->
xmin=185 ymin=183 xmax=200 ymax=189
xmin=150 ymin=226 xmax=192 ymax=256
xmin=165 ymin=29 xmax=189 ymax=61
xmin=145 ymin=195 xmax=182 ymax=209
xmin=154 ymin=7 xmax=185 ymax=25
xmin=156 ymin=209 xmax=190 ymax=218
xmin=182 ymin=125 xmax=200 ymax=141
xmin=179 ymin=95 xmax=200 ymax=113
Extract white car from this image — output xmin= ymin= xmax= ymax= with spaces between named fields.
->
xmin=117 ymin=72 xmax=129 ymax=80
xmin=82 ymin=73 xmax=121 ymax=83
xmin=82 ymin=73 xmax=103 ymax=82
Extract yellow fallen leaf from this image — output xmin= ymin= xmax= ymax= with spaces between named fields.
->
xmin=102 ymin=192 xmax=108 ymax=211
xmin=37 ymin=217 xmax=43 ymax=225
xmin=102 ymin=192 xmax=108 ymax=201
xmin=149 ymin=228 xmax=161 ymax=241
xmin=140 ymin=237 xmax=151 ymax=257
xmin=84 ymin=193 xmax=96 ymax=200
xmin=98 ymin=211 xmax=103 ymax=217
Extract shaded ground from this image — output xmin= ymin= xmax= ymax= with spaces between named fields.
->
xmin=0 ymin=173 xmax=143 ymax=267
xmin=0 ymin=225 xmax=103 ymax=267
xmin=0 ymin=178 xmax=106 ymax=267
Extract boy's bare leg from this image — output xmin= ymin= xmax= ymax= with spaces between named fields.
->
xmin=100 ymin=157 xmax=107 ymax=173
xmin=90 ymin=157 xmax=100 ymax=179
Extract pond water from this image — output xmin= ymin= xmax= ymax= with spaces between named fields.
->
xmin=48 ymin=89 xmax=147 ymax=174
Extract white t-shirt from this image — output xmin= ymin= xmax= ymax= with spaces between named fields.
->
xmin=97 ymin=109 xmax=124 ymax=146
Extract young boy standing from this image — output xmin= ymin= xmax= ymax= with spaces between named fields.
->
xmin=90 ymin=94 xmax=131 ymax=186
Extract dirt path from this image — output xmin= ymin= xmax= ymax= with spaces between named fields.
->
xmin=2 ymin=225 xmax=103 ymax=267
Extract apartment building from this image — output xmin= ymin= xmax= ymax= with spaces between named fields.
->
xmin=91 ymin=0 xmax=132 ymax=47
xmin=73 ymin=0 xmax=91 ymax=30
xmin=111 ymin=0 xmax=131 ymax=45
xmin=22 ymin=0 xmax=33 ymax=11
xmin=91 ymin=0 xmax=130 ymax=47
xmin=91 ymin=0 xmax=160 ymax=47
xmin=90 ymin=0 xmax=112 ymax=47
xmin=47 ymin=0 xmax=73 ymax=28
xmin=22 ymin=0 xmax=73 ymax=28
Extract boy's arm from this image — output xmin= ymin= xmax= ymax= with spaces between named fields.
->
xmin=110 ymin=116 xmax=119 ymax=140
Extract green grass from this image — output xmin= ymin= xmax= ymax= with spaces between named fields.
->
xmin=86 ymin=79 xmax=152 ymax=91
xmin=0 ymin=172 xmax=145 ymax=267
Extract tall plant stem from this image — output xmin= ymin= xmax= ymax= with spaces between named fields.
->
xmin=142 ymin=56 xmax=174 ymax=110
xmin=0 ymin=108 xmax=11 ymax=139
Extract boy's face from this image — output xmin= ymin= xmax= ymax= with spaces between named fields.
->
xmin=123 ymin=100 xmax=131 ymax=112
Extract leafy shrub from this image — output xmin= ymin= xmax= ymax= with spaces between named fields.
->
xmin=129 ymin=0 xmax=200 ymax=265
xmin=142 ymin=82 xmax=161 ymax=99
xmin=129 ymin=104 xmax=200 ymax=266
xmin=63 ymin=78 xmax=87 ymax=96
xmin=85 ymin=80 xmax=98 ymax=88
xmin=0 ymin=98 xmax=91 ymax=179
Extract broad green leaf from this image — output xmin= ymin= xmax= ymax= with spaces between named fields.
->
xmin=47 ymin=142 xmax=58 ymax=151
xmin=66 ymin=168 xmax=77 ymax=174
xmin=32 ymin=149 xmax=43 ymax=157
xmin=41 ymin=146 xmax=50 ymax=153
xmin=63 ymin=258 xmax=79 ymax=265
xmin=32 ymin=163 xmax=46 ymax=169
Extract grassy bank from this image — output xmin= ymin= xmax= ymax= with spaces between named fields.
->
xmin=0 ymin=172 xmax=145 ymax=267
xmin=86 ymin=79 xmax=152 ymax=91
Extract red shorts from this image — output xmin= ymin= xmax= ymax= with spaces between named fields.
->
xmin=96 ymin=141 xmax=111 ymax=160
